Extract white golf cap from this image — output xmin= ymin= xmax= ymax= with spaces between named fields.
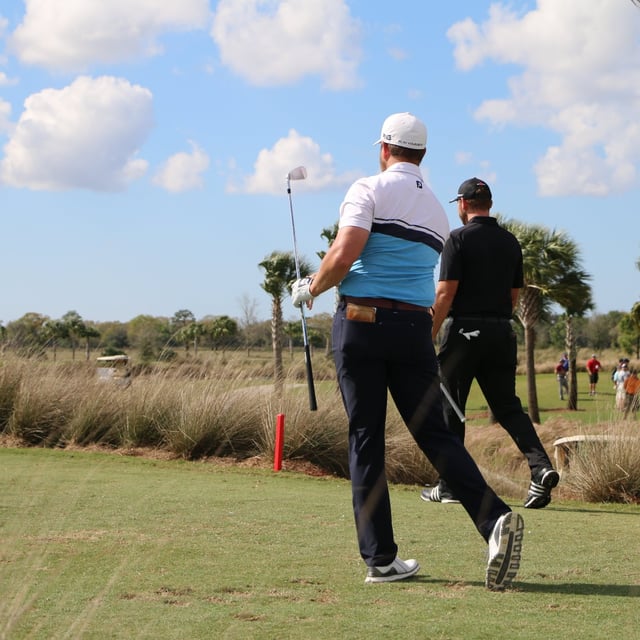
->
xmin=373 ymin=112 xmax=427 ymax=150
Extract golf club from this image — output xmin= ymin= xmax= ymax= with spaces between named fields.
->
xmin=286 ymin=165 xmax=318 ymax=411
xmin=440 ymin=382 xmax=466 ymax=423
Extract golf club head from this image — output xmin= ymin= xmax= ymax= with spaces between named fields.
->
xmin=287 ymin=166 xmax=307 ymax=181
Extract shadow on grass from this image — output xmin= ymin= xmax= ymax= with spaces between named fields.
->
xmin=517 ymin=582 xmax=640 ymax=597
xmin=547 ymin=505 xmax=640 ymax=514
xmin=410 ymin=576 xmax=640 ymax=597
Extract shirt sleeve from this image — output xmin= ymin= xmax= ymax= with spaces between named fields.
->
xmin=438 ymin=233 xmax=462 ymax=281
xmin=339 ymin=178 xmax=375 ymax=231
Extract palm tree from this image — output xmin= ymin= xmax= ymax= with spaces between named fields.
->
xmin=62 ymin=310 xmax=86 ymax=361
xmin=259 ymin=251 xmax=312 ymax=391
xmin=619 ymin=302 xmax=640 ymax=359
xmin=78 ymin=324 xmax=101 ymax=361
xmin=203 ymin=315 xmax=238 ymax=354
xmin=171 ymin=309 xmax=196 ymax=353
xmin=175 ymin=322 xmax=204 ymax=356
xmin=499 ymin=217 xmax=592 ymax=422
xmin=553 ymin=271 xmax=593 ymax=410
xmin=316 ymin=222 xmax=338 ymax=261
xmin=42 ymin=319 xmax=69 ymax=362
xmin=315 ymin=221 xmax=340 ymax=348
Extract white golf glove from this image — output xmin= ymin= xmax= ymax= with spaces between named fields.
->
xmin=291 ymin=277 xmax=314 ymax=308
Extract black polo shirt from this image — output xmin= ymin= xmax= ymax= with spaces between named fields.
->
xmin=439 ymin=216 xmax=523 ymax=319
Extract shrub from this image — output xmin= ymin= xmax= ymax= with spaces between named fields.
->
xmin=6 ymin=361 xmax=75 ymax=446
xmin=0 ymin=359 xmax=24 ymax=431
xmin=562 ymin=423 xmax=640 ymax=503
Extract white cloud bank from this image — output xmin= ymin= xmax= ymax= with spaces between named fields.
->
xmin=211 ymin=0 xmax=362 ymax=89
xmin=8 ymin=0 xmax=211 ymax=72
xmin=448 ymin=0 xmax=640 ymax=196
xmin=0 ymin=76 xmax=153 ymax=191
xmin=153 ymin=142 xmax=210 ymax=193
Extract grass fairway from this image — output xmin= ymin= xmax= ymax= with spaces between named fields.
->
xmin=1 ymin=447 xmax=638 ymax=640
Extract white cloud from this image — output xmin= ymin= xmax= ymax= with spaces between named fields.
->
xmin=0 ymin=98 xmax=12 ymax=135
xmin=0 ymin=76 xmax=153 ymax=191
xmin=448 ymin=0 xmax=640 ymax=196
xmin=153 ymin=141 xmax=210 ymax=193
xmin=0 ymin=71 xmax=18 ymax=86
xmin=236 ymin=129 xmax=361 ymax=195
xmin=211 ymin=0 xmax=362 ymax=90
xmin=8 ymin=0 xmax=211 ymax=72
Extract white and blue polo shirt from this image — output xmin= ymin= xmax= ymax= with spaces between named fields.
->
xmin=338 ymin=162 xmax=450 ymax=308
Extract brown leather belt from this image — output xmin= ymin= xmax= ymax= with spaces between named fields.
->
xmin=342 ymin=296 xmax=430 ymax=313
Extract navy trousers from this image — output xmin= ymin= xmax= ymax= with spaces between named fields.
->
xmin=332 ymin=301 xmax=509 ymax=567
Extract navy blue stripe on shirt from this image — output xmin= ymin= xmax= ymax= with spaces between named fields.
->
xmin=372 ymin=221 xmax=445 ymax=253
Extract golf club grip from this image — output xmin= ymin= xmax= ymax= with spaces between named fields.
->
xmin=303 ymin=343 xmax=318 ymax=411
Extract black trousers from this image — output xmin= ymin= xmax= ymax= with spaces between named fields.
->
xmin=438 ymin=317 xmax=553 ymax=482
xmin=332 ymin=301 xmax=509 ymax=567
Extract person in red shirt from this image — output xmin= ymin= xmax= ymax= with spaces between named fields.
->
xmin=586 ymin=354 xmax=602 ymax=396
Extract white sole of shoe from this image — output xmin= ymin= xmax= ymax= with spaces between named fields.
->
xmin=486 ymin=512 xmax=524 ymax=591
xmin=365 ymin=562 xmax=420 ymax=583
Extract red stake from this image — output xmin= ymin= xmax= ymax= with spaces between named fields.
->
xmin=274 ymin=413 xmax=285 ymax=471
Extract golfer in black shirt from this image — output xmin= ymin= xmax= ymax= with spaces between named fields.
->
xmin=422 ymin=178 xmax=559 ymax=509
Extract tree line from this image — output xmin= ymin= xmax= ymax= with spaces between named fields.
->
xmin=0 ymin=307 xmax=335 ymax=363
xmin=0 ymin=303 xmax=634 ymax=360
xmin=1 ymin=217 xmax=639 ymax=416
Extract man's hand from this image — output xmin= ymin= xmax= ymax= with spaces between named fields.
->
xmin=291 ymin=277 xmax=314 ymax=308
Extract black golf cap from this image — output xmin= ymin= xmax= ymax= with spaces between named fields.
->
xmin=449 ymin=177 xmax=492 ymax=203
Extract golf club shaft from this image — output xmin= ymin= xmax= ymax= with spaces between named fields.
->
xmin=287 ymin=183 xmax=302 ymax=279
xmin=440 ymin=382 xmax=466 ymax=422
xmin=287 ymin=173 xmax=318 ymax=411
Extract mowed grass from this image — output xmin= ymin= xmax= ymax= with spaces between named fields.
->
xmin=464 ymin=371 xmax=623 ymax=427
xmin=1 ymin=447 xmax=638 ymax=640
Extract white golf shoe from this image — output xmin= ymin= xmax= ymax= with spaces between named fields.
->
xmin=485 ymin=511 xmax=524 ymax=591
xmin=365 ymin=557 xmax=420 ymax=583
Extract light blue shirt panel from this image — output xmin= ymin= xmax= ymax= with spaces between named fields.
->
xmin=339 ymin=233 xmax=440 ymax=307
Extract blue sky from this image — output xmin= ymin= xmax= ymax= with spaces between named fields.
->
xmin=1 ymin=0 xmax=639 ymax=326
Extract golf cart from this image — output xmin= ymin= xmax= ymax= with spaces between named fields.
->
xmin=96 ymin=355 xmax=131 ymax=387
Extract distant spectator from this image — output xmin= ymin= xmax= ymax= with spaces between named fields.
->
xmin=613 ymin=363 xmax=630 ymax=410
xmin=623 ymin=369 xmax=640 ymax=419
xmin=560 ymin=353 xmax=569 ymax=373
xmin=586 ymin=354 xmax=601 ymax=396
xmin=612 ymin=358 xmax=623 ymax=386
xmin=555 ymin=359 xmax=569 ymax=400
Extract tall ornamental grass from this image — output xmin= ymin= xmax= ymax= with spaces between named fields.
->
xmin=1 ymin=353 xmax=638 ymax=503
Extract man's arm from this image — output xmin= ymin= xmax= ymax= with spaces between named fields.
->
xmin=308 ymin=225 xmax=369 ymax=300
xmin=431 ymin=280 xmax=458 ymax=340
